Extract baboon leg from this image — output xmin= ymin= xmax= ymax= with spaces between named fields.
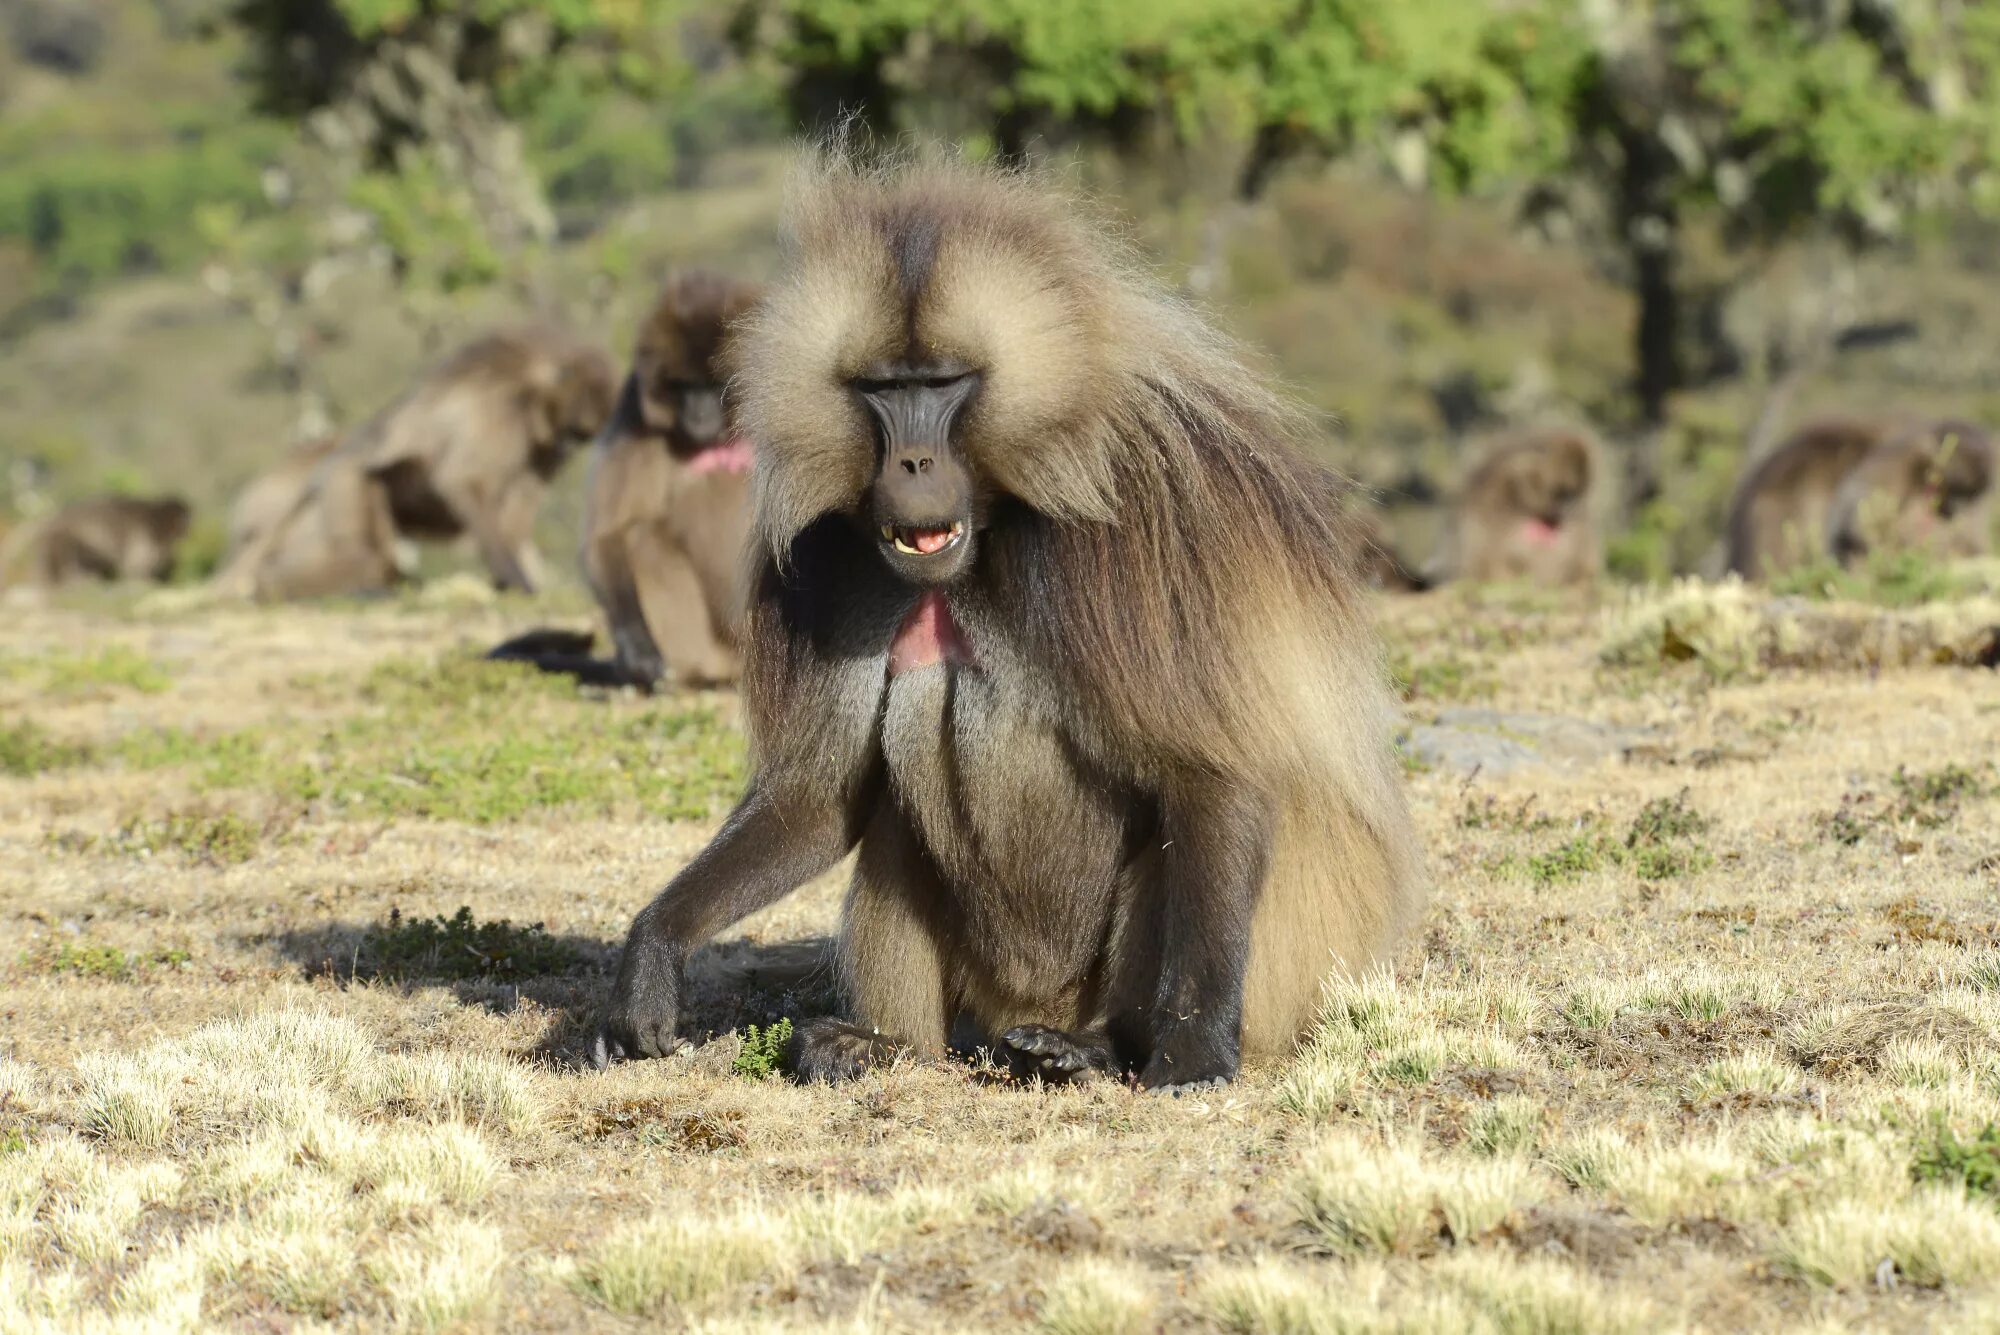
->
xmin=586 ymin=525 xmax=667 ymax=685
xmin=627 ymin=524 xmax=738 ymax=685
xmin=434 ymin=474 xmax=535 ymax=593
xmin=791 ymin=808 xmax=952 ymax=1084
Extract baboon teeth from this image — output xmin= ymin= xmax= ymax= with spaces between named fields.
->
xmin=886 ymin=523 xmax=964 ymax=557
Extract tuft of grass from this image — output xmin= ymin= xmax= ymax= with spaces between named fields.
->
xmin=358 ymin=906 xmax=580 ymax=983
xmin=570 ymin=1208 xmax=774 ymax=1315
xmin=1772 ymin=1188 xmax=2000 ymax=1289
xmin=1495 ymin=792 xmax=1712 ymax=884
xmin=732 ymin=1019 xmax=794 ymax=1080
xmin=1036 ymin=1260 xmax=1155 ymax=1335
xmin=1769 ymin=547 xmax=1975 ymax=609
xmin=100 ymin=806 xmax=270 ymax=865
xmin=1290 ymin=1134 xmax=1540 ymax=1255
xmin=1465 ymin=1095 xmax=1544 ymax=1157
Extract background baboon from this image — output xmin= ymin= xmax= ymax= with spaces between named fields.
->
xmin=216 ymin=327 xmax=615 ymax=600
xmin=1447 ymin=428 xmax=1601 ymax=586
xmin=1724 ymin=415 xmax=1991 ymax=577
xmin=579 ymin=270 xmax=763 ymax=686
xmin=0 ymin=494 xmax=190 ymax=589
xmin=595 ymin=151 xmax=1425 ymax=1092
xmin=1348 ymin=506 xmax=1431 ymax=593
xmin=222 ymin=435 xmax=339 ymax=572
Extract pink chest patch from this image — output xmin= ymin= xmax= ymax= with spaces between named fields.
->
xmin=1521 ymin=517 xmax=1561 ymax=547
xmin=685 ymin=438 xmax=754 ymax=475
xmin=889 ymin=592 xmax=976 ymax=676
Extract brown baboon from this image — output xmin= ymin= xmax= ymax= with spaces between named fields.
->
xmin=223 ymin=435 xmax=340 ymax=571
xmin=1725 ymin=416 xmax=1993 ymax=578
xmin=579 ymin=271 xmax=763 ymax=686
xmin=593 ymin=150 xmax=1425 ymax=1092
xmin=217 ymin=327 xmax=616 ymax=600
xmin=0 ymin=495 xmax=191 ymax=589
xmin=1448 ymin=428 xmax=1601 ymax=585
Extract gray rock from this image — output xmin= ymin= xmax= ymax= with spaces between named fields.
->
xmin=1404 ymin=708 xmax=1658 ymax=776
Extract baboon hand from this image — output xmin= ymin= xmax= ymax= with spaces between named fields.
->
xmin=786 ymin=1018 xmax=903 ymax=1083
xmin=592 ymin=940 xmax=683 ymax=1069
xmin=998 ymin=1025 xmax=1117 ymax=1086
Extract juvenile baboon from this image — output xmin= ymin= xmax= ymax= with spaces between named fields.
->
xmin=0 ymin=494 xmax=191 ymax=588
xmin=594 ymin=150 xmax=1426 ymax=1091
xmin=579 ymin=271 xmax=764 ymax=686
xmin=1725 ymin=416 xmax=1993 ymax=578
xmin=1448 ymin=428 xmax=1601 ymax=585
xmin=217 ymin=327 xmax=615 ymax=600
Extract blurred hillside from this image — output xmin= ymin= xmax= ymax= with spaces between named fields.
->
xmin=6 ymin=0 xmax=2000 ymax=584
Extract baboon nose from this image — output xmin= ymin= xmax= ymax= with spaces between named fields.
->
xmin=900 ymin=454 xmax=934 ymax=475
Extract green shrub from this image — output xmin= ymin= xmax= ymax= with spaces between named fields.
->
xmin=732 ymin=1019 xmax=795 ymax=1080
xmin=358 ymin=906 xmax=580 ymax=982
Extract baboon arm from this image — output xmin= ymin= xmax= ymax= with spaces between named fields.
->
xmin=596 ymin=778 xmax=871 ymax=1064
xmin=596 ymin=526 xmax=667 ymax=685
xmin=462 ymin=496 xmax=536 ymax=593
xmin=1137 ymin=779 xmax=1276 ymax=1091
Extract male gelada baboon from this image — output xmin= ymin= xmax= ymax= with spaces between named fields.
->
xmin=593 ymin=150 xmax=1426 ymax=1091
xmin=581 ymin=271 xmax=763 ymax=686
xmin=216 ymin=327 xmax=615 ymax=600
xmin=0 ymin=495 xmax=190 ymax=588
xmin=1448 ymin=428 xmax=1601 ymax=585
xmin=1726 ymin=416 xmax=1993 ymax=577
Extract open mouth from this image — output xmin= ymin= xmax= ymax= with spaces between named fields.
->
xmin=880 ymin=522 xmax=965 ymax=557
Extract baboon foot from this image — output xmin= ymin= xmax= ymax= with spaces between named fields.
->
xmin=786 ymin=1018 xmax=905 ymax=1083
xmin=998 ymin=1025 xmax=1117 ymax=1087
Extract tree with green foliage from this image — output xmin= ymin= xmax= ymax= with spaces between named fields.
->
xmin=733 ymin=0 xmax=2000 ymax=459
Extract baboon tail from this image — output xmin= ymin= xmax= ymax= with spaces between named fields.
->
xmin=486 ymin=627 xmax=651 ymax=690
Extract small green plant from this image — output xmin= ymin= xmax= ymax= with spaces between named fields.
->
xmin=732 ymin=1019 xmax=795 ymax=1080
xmin=1891 ymin=764 xmax=1991 ymax=826
xmin=1769 ymin=548 xmax=1975 ymax=609
xmin=1495 ymin=792 xmax=1711 ymax=884
xmin=1912 ymin=1117 xmax=2000 ymax=1201
xmin=1388 ymin=649 xmax=1497 ymax=703
xmin=359 ymin=907 xmax=581 ymax=982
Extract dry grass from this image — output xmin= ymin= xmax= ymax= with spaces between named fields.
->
xmin=4 ymin=584 xmax=2000 ymax=1330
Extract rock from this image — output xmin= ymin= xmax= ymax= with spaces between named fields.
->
xmin=1404 ymin=708 xmax=1658 ymax=776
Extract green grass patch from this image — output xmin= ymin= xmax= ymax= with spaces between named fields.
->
xmin=103 ymin=807 xmax=269 ymax=865
xmin=111 ymin=653 xmax=748 ymax=824
xmin=357 ymin=906 xmax=581 ymax=983
xmin=1495 ymin=791 xmax=1712 ymax=885
xmin=0 ymin=720 xmax=95 ymax=776
xmin=1818 ymin=763 xmax=1993 ymax=847
xmin=1388 ymin=647 xmax=1497 ymax=704
xmin=21 ymin=941 xmax=192 ymax=979
xmin=1768 ymin=548 xmax=1978 ymax=609
xmin=733 ymin=1019 xmax=795 ymax=1080
xmin=16 ymin=645 xmax=174 ymax=695
xmin=1912 ymin=1117 xmax=2000 ymax=1202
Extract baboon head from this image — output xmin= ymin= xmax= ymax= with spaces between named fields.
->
xmin=729 ymin=154 xmax=1142 ymax=587
xmin=551 ymin=347 xmax=618 ymax=443
xmin=634 ymin=272 xmax=763 ymax=452
xmin=1839 ymin=418 xmax=1994 ymax=560
xmin=148 ymin=497 xmax=193 ymax=547
xmin=1496 ymin=432 xmax=1592 ymax=539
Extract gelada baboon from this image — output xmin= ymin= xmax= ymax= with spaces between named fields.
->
xmin=0 ymin=494 xmax=190 ymax=589
xmin=580 ymin=270 xmax=763 ymax=686
xmin=216 ymin=328 xmax=615 ymax=600
xmin=1726 ymin=416 xmax=1993 ymax=577
xmin=1449 ymin=428 xmax=1601 ymax=585
xmin=223 ymin=434 xmax=340 ymax=571
xmin=593 ymin=150 xmax=1425 ymax=1091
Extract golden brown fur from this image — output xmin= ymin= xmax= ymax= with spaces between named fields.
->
xmin=1725 ymin=415 xmax=1992 ymax=578
xmin=598 ymin=147 xmax=1425 ymax=1086
xmin=581 ymin=272 xmax=763 ymax=686
xmin=1 ymin=494 xmax=191 ymax=589
xmin=1449 ymin=428 xmax=1601 ymax=585
xmin=222 ymin=435 xmax=342 ymax=575
xmin=216 ymin=327 xmax=615 ymax=600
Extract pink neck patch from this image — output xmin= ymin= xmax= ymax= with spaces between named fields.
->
xmin=686 ymin=437 xmax=754 ymax=475
xmin=889 ymin=592 xmax=976 ymax=676
xmin=1521 ymin=517 xmax=1561 ymax=547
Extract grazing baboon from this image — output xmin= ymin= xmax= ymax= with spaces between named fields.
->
xmin=1830 ymin=419 xmax=1993 ymax=565
xmin=579 ymin=271 xmax=764 ymax=686
xmin=1725 ymin=416 xmax=1993 ymax=578
xmin=217 ymin=327 xmax=615 ymax=600
xmin=0 ymin=495 xmax=190 ymax=589
xmin=593 ymin=149 xmax=1425 ymax=1092
xmin=1446 ymin=428 xmax=1601 ymax=586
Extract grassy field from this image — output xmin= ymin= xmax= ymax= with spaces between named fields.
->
xmin=3 ymin=578 xmax=2000 ymax=1333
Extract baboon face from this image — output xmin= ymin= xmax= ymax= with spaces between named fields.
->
xmin=150 ymin=498 xmax=193 ymax=545
xmin=731 ymin=167 xmax=1120 ymax=586
xmin=635 ymin=272 xmax=762 ymax=451
xmin=1920 ymin=421 xmax=1992 ymax=519
xmin=554 ymin=350 xmax=617 ymax=442
xmin=1499 ymin=436 xmax=1590 ymax=540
